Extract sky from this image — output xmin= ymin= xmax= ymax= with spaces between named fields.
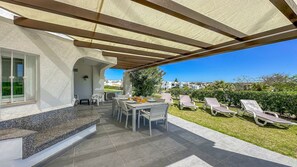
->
xmin=106 ymin=38 xmax=297 ymax=82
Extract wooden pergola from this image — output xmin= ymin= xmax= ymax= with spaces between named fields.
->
xmin=1 ymin=0 xmax=297 ymax=70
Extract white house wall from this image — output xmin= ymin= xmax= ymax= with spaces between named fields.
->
xmin=73 ymin=59 xmax=93 ymax=100
xmin=0 ymin=17 xmax=116 ymax=120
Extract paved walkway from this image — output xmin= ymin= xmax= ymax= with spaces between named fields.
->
xmin=41 ymin=104 xmax=297 ymax=167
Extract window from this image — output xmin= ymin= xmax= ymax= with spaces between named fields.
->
xmin=0 ymin=48 xmax=38 ymax=105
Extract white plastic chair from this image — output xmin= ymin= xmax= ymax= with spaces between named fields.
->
xmin=91 ymin=94 xmax=103 ymax=106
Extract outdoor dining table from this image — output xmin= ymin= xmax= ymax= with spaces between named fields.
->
xmin=112 ymin=98 xmax=166 ymax=132
xmin=126 ymin=102 xmax=166 ymax=132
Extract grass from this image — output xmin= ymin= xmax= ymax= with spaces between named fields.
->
xmin=104 ymin=89 xmax=122 ymax=93
xmin=168 ymin=102 xmax=297 ymax=158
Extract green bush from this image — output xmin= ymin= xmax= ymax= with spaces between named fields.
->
xmin=169 ymin=87 xmax=193 ymax=99
xmin=191 ymin=90 xmax=297 ymax=115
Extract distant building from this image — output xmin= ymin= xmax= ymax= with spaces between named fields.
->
xmin=161 ymin=81 xmax=207 ymax=90
xmin=104 ymin=80 xmax=123 ymax=87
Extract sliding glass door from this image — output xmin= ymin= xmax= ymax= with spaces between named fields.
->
xmin=1 ymin=48 xmax=37 ymax=105
xmin=1 ymin=50 xmax=12 ymax=103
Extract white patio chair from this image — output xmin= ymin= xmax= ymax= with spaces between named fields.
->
xmin=139 ymin=103 xmax=169 ymax=136
xmin=117 ymin=94 xmax=129 ymax=98
xmin=119 ymin=100 xmax=132 ymax=128
xmin=74 ymin=94 xmax=80 ymax=106
xmin=91 ymin=94 xmax=103 ymax=106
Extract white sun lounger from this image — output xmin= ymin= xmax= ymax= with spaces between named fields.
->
xmin=204 ymin=97 xmax=236 ymax=117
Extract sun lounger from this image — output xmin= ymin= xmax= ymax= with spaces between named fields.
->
xmin=161 ymin=93 xmax=174 ymax=104
xmin=204 ymin=98 xmax=236 ymax=117
xmin=179 ymin=95 xmax=197 ymax=110
xmin=240 ymin=100 xmax=296 ymax=128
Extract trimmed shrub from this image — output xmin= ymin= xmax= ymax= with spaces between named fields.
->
xmin=191 ymin=90 xmax=297 ymax=115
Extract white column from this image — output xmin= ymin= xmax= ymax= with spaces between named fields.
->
xmin=123 ymin=71 xmax=132 ymax=95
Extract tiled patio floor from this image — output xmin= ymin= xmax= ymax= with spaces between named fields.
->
xmin=41 ymin=103 xmax=297 ymax=167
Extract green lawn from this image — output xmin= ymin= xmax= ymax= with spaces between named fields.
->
xmin=169 ymin=102 xmax=297 ymax=158
xmin=104 ymin=89 xmax=122 ymax=93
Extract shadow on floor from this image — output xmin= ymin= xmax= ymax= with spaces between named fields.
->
xmin=41 ymin=103 xmax=291 ymax=167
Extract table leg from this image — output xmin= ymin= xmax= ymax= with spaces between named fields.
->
xmin=132 ymin=108 xmax=136 ymax=132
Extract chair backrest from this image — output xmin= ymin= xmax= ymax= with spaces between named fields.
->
xmin=119 ymin=100 xmax=129 ymax=111
xmin=91 ymin=94 xmax=101 ymax=99
xmin=156 ymin=98 xmax=166 ymax=102
xmin=150 ymin=104 xmax=169 ymax=118
xmin=74 ymin=94 xmax=79 ymax=100
xmin=204 ymin=97 xmax=220 ymax=107
xmin=240 ymin=100 xmax=263 ymax=113
xmin=161 ymin=93 xmax=172 ymax=103
xmin=117 ymin=94 xmax=129 ymax=98
xmin=106 ymin=92 xmax=116 ymax=100
xmin=180 ymin=95 xmax=191 ymax=103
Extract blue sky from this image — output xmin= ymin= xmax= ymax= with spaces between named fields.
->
xmin=105 ymin=39 xmax=297 ymax=82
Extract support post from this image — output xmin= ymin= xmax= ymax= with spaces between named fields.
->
xmin=123 ymin=71 xmax=132 ymax=95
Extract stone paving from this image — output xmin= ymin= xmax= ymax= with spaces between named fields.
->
xmin=41 ymin=103 xmax=297 ymax=167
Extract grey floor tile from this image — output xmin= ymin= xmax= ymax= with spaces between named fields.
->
xmin=74 ymin=136 xmax=114 ymax=156
xmin=73 ymin=151 xmax=125 ymax=167
xmin=150 ymin=136 xmax=186 ymax=152
xmin=42 ymin=104 xmax=297 ymax=167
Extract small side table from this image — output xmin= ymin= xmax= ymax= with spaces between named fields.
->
xmin=80 ymin=99 xmax=90 ymax=105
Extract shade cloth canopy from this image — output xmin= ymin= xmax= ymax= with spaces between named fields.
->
xmin=1 ymin=0 xmax=297 ymax=70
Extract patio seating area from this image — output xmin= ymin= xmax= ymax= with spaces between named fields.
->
xmin=42 ymin=102 xmax=297 ymax=167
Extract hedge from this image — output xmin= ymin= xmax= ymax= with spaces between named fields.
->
xmin=191 ymin=90 xmax=297 ymax=115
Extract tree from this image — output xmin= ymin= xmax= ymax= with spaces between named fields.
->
xmin=174 ymin=78 xmax=178 ymax=83
xmin=290 ymin=75 xmax=297 ymax=83
xmin=129 ymin=67 xmax=165 ymax=96
xmin=261 ymin=73 xmax=290 ymax=85
xmin=204 ymin=80 xmax=235 ymax=91
xmin=260 ymin=73 xmax=297 ymax=92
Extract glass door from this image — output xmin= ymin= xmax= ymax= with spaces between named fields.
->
xmin=1 ymin=50 xmax=25 ymax=104
xmin=1 ymin=51 xmax=12 ymax=103
xmin=12 ymin=56 xmax=25 ymax=102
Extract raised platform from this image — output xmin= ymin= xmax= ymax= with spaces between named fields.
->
xmin=0 ymin=106 xmax=100 ymax=166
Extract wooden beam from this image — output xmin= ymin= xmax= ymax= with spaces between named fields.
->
xmin=270 ymin=0 xmax=297 ymax=26
xmin=116 ymin=58 xmax=155 ymax=63
xmin=112 ymin=65 xmax=134 ymax=70
xmin=4 ymin=0 xmax=211 ymax=48
xmin=102 ymin=51 xmax=161 ymax=62
xmin=13 ymin=17 xmax=187 ymax=54
xmin=74 ymin=40 xmax=174 ymax=59
xmin=117 ymin=61 xmax=146 ymax=67
xmin=132 ymin=0 xmax=246 ymax=39
xmin=130 ymin=25 xmax=297 ymax=70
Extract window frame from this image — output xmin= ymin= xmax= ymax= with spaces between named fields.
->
xmin=0 ymin=48 xmax=39 ymax=106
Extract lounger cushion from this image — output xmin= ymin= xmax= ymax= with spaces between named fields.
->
xmin=254 ymin=111 xmax=292 ymax=124
xmin=181 ymin=102 xmax=196 ymax=107
xmin=213 ymin=107 xmax=236 ymax=113
xmin=205 ymin=98 xmax=221 ymax=107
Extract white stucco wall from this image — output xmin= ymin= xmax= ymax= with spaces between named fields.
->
xmin=0 ymin=17 xmax=116 ymax=120
xmin=73 ymin=59 xmax=93 ymax=100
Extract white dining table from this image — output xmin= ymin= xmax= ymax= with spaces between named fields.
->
xmin=126 ymin=102 xmax=166 ymax=132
